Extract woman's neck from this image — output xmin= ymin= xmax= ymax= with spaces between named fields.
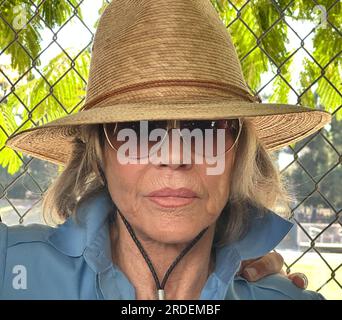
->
xmin=110 ymin=215 xmax=216 ymax=300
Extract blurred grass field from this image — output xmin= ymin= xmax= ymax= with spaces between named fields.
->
xmin=278 ymin=250 xmax=342 ymax=300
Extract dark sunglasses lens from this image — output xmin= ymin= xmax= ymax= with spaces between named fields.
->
xmin=104 ymin=121 xmax=168 ymax=158
xmin=180 ymin=119 xmax=240 ymax=153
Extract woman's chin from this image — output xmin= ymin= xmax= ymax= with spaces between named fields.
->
xmin=139 ymin=222 xmax=206 ymax=244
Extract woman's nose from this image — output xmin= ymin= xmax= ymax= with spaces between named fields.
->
xmin=155 ymin=129 xmax=193 ymax=170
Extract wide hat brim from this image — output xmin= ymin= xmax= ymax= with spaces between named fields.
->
xmin=5 ymin=100 xmax=331 ymax=166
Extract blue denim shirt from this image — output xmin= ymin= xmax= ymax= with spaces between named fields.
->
xmin=0 ymin=188 xmax=324 ymax=300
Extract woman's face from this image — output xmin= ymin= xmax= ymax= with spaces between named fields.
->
xmin=102 ymin=125 xmax=236 ymax=244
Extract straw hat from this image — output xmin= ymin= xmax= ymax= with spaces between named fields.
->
xmin=5 ymin=0 xmax=331 ymax=166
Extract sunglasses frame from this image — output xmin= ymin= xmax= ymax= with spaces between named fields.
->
xmin=103 ymin=118 xmax=243 ymax=159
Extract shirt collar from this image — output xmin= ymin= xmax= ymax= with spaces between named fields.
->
xmin=48 ymin=188 xmax=293 ymax=276
xmin=48 ymin=187 xmax=115 ymax=259
xmin=232 ymin=204 xmax=293 ymax=260
xmin=212 ymin=205 xmax=293 ymax=283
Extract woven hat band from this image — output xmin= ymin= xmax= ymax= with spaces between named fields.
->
xmin=80 ymin=79 xmax=261 ymax=111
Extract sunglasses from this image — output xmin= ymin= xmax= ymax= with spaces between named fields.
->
xmin=103 ymin=119 xmax=243 ymax=159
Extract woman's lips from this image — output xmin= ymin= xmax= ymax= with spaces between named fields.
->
xmin=147 ymin=196 xmax=197 ymax=208
xmin=146 ymin=188 xmax=198 ymax=208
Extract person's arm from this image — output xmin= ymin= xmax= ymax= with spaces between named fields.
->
xmin=238 ymin=252 xmax=308 ymax=289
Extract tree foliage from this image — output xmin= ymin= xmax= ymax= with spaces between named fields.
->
xmin=212 ymin=0 xmax=341 ymax=118
xmin=0 ymin=0 xmax=81 ymax=74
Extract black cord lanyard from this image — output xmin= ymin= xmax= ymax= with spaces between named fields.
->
xmin=116 ymin=209 xmax=209 ymax=300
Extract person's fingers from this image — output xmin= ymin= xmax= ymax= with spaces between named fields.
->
xmin=288 ymin=273 xmax=309 ymax=289
xmin=238 ymin=253 xmax=309 ymax=289
xmin=236 ymin=259 xmax=260 ymax=276
xmin=241 ymin=252 xmax=284 ymax=282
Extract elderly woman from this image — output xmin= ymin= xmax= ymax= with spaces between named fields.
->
xmin=1 ymin=0 xmax=330 ymax=300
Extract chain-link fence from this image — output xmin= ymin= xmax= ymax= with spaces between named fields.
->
xmin=0 ymin=0 xmax=341 ymax=299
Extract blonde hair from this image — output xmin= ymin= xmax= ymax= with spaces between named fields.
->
xmin=42 ymin=119 xmax=294 ymax=246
